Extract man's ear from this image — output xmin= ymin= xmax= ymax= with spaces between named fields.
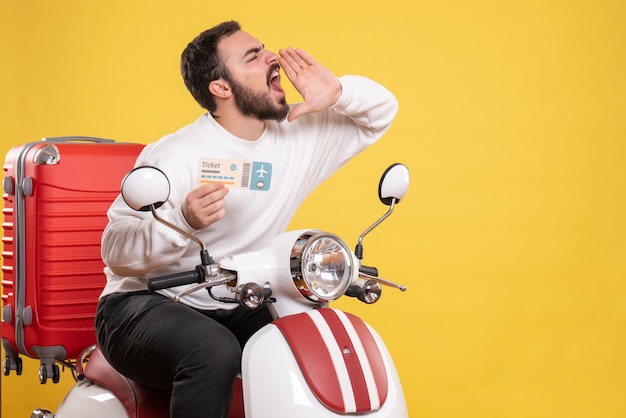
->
xmin=209 ymin=79 xmax=231 ymax=99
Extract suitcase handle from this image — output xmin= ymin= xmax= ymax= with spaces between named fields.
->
xmin=41 ymin=136 xmax=116 ymax=144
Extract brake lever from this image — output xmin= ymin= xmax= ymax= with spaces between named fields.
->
xmin=172 ymin=272 xmax=237 ymax=302
xmin=359 ymin=271 xmax=407 ymax=292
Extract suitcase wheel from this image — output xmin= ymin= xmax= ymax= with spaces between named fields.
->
xmin=38 ymin=363 xmax=60 ymax=384
xmin=3 ymin=355 xmax=22 ymax=376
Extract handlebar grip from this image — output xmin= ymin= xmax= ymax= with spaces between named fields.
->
xmin=359 ymin=265 xmax=379 ymax=277
xmin=147 ymin=265 xmax=205 ymax=292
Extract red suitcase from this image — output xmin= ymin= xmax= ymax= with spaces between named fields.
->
xmin=1 ymin=137 xmax=144 ymax=383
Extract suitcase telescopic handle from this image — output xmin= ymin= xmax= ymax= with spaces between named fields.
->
xmin=41 ymin=136 xmax=116 ymax=144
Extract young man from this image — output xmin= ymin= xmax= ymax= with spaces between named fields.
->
xmin=95 ymin=20 xmax=398 ymax=418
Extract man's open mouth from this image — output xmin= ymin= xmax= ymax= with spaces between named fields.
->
xmin=268 ymin=64 xmax=283 ymax=93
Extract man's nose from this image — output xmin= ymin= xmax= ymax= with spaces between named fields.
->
xmin=265 ymin=50 xmax=279 ymax=64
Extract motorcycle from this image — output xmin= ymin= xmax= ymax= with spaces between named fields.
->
xmin=31 ymin=162 xmax=410 ymax=418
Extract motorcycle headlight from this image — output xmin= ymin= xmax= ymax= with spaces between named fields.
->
xmin=291 ymin=231 xmax=354 ymax=302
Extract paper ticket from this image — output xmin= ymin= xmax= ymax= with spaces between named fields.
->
xmin=197 ymin=158 xmax=272 ymax=191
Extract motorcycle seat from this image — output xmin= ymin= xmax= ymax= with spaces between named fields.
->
xmin=84 ymin=345 xmax=244 ymax=418
xmin=84 ymin=346 xmax=170 ymax=418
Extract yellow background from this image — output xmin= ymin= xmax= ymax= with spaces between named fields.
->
xmin=2 ymin=0 xmax=625 ymax=417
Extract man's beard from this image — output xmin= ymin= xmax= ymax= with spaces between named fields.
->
xmin=229 ymin=77 xmax=289 ymax=122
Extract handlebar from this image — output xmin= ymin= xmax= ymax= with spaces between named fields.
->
xmin=358 ymin=264 xmax=407 ymax=292
xmin=147 ymin=265 xmax=205 ymax=292
xmin=359 ymin=265 xmax=379 ymax=277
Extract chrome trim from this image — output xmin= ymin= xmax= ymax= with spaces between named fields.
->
xmin=290 ymin=231 xmax=353 ymax=302
xmin=33 ymin=144 xmax=60 ymax=165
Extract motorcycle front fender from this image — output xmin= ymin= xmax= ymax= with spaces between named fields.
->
xmin=55 ymin=379 xmax=128 ymax=418
xmin=241 ymin=309 xmax=408 ymax=418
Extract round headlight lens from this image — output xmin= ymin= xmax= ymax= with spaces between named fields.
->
xmin=292 ymin=232 xmax=354 ymax=302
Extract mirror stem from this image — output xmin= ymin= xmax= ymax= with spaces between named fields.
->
xmin=355 ymin=198 xmax=397 ymax=260
xmin=150 ymin=205 xmax=214 ymax=265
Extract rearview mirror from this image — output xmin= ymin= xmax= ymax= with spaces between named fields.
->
xmin=378 ymin=163 xmax=410 ymax=206
xmin=120 ymin=166 xmax=170 ymax=212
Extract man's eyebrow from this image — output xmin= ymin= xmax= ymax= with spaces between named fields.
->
xmin=242 ymin=44 xmax=265 ymax=60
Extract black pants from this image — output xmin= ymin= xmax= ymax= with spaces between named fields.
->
xmin=95 ymin=291 xmax=273 ymax=418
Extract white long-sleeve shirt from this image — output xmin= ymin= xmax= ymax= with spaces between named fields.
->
xmin=100 ymin=75 xmax=398 ymax=310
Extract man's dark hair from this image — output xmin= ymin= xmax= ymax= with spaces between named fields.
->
xmin=181 ymin=21 xmax=241 ymax=112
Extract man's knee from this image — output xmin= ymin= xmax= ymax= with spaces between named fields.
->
xmin=179 ymin=330 xmax=242 ymax=379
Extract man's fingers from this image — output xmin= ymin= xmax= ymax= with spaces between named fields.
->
xmin=183 ymin=182 xmax=229 ymax=230
xmin=278 ymin=47 xmax=316 ymax=77
xmin=189 ymin=182 xmax=227 ymax=199
xmin=283 ymin=47 xmax=308 ymax=67
xmin=290 ymin=48 xmax=316 ymax=66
